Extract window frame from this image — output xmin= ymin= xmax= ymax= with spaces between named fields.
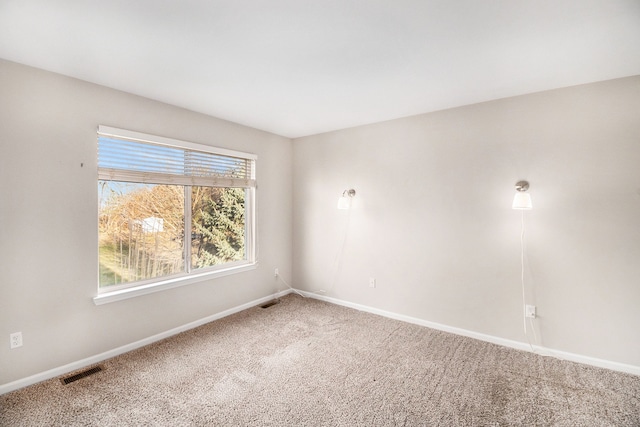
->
xmin=94 ymin=126 xmax=257 ymax=305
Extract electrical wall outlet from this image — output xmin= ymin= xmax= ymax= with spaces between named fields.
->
xmin=525 ymin=305 xmax=536 ymax=319
xmin=274 ymin=268 xmax=279 ymax=277
xmin=369 ymin=277 xmax=376 ymax=288
xmin=10 ymin=332 xmax=23 ymax=349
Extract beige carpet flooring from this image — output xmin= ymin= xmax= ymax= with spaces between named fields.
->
xmin=1 ymin=294 xmax=639 ymax=426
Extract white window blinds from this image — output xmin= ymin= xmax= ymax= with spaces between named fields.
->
xmin=97 ymin=126 xmax=256 ymax=188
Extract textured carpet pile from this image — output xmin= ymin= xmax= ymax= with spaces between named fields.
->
xmin=1 ymin=295 xmax=639 ymax=426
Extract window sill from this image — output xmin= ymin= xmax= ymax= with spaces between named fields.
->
xmin=93 ymin=262 xmax=257 ymax=305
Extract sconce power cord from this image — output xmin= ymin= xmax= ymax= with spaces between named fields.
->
xmin=319 ymin=205 xmax=352 ymax=295
xmin=273 ymin=198 xmax=353 ymax=299
xmin=275 ymin=272 xmax=306 ymax=298
xmin=520 ymin=210 xmax=538 ymax=351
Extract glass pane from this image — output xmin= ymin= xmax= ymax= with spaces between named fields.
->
xmin=98 ymin=181 xmax=185 ymax=288
xmin=191 ymin=187 xmax=246 ymax=269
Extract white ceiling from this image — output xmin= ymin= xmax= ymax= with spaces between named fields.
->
xmin=1 ymin=1 xmax=640 ymax=138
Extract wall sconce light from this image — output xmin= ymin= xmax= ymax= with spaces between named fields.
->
xmin=512 ymin=181 xmax=532 ymax=210
xmin=337 ymin=189 xmax=356 ymax=209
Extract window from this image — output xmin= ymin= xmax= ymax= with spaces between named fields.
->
xmin=96 ymin=126 xmax=256 ymax=299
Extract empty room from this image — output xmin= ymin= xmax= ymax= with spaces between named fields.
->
xmin=1 ymin=1 xmax=639 ymax=425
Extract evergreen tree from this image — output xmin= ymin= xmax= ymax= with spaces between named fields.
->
xmin=192 ymin=187 xmax=245 ymax=268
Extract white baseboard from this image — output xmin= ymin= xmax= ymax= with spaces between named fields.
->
xmin=0 ymin=290 xmax=291 ymax=395
xmin=300 ymin=290 xmax=640 ymax=377
xmin=3 ymin=288 xmax=637 ymax=395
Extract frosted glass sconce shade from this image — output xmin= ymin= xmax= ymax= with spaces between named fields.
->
xmin=512 ymin=192 xmax=532 ymax=210
xmin=512 ymin=181 xmax=532 ymax=210
xmin=337 ymin=189 xmax=356 ymax=209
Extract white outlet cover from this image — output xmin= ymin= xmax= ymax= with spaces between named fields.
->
xmin=525 ymin=305 xmax=536 ymax=318
xmin=10 ymin=332 xmax=23 ymax=349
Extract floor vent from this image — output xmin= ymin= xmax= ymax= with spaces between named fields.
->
xmin=260 ymin=300 xmax=280 ymax=309
xmin=61 ymin=366 xmax=104 ymax=385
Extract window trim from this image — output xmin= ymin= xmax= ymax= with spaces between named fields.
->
xmin=93 ymin=262 xmax=258 ymax=305
xmin=94 ymin=126 xmax=257 ymax=304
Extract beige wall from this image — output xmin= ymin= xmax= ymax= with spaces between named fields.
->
xmin=292 ymin=76 xmax=640 ymax=367
xmin=2 ymin=58 xmax=639 ymax=388
xmin=0 ymin=60 xmax=293 ymax=385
